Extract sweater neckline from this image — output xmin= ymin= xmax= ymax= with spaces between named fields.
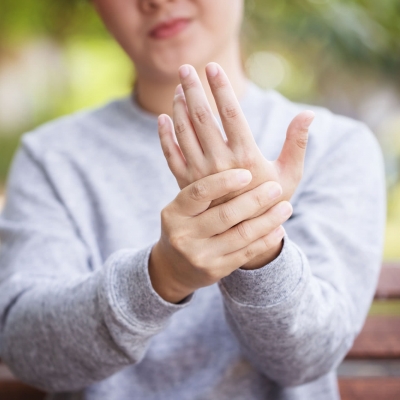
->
xmin=122 ymin=80 xmax=267 ymax=128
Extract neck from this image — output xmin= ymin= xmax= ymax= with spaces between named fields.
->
xmin=134 ymin=41 xmax=247 ymax=116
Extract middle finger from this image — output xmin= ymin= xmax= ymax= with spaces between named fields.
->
xmin=178 ymin=64 xmax=227 ymax=157
xmin=195 ymin=180 xmax=283 ymax=238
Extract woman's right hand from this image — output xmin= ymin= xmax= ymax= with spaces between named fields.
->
xmin=149 ymin=169 xmax=292 ymax=304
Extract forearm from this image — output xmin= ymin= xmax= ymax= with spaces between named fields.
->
xmin=0 ymin=247 xmax=190 ymax=392
xmin=219 ymin=237 xmax=380 ymax=386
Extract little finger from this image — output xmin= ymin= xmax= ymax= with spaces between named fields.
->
xmin=222 ymin=226 xmax=286 ymax=271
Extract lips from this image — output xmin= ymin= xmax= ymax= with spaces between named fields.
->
xmin=149 ymin=18 xmax=191 ymax=39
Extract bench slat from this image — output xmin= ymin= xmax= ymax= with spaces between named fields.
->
xmin=346 ymin=316 xmax=400 ymax=359
xmin=375 ymin=265 xmax=400 ymax=299
xmin=0 ymin=382 xmax=45 ymax=400
xmin=339 ymin=377 xmax=400 ymax=400
xmin=0 ymin=364 xmax=45 ymax=400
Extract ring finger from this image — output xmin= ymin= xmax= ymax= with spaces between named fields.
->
xmin=210 ymin=201 xmax=292 ymax=255
xmin=195 ymin=181 xmax=283 ymax=238
xmin=173 ymin=85 xmax=205 ymax=166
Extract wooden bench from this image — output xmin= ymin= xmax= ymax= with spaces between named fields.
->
xmin=338 ymin=263 xmax=400 ymax=399
xmin=0 ymin=363 xmax=45 ymax=400
xmin=1 ymin=263 xmax=400 ymax=399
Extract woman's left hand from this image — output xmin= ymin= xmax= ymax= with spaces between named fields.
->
xmin=159 ymin=63 xmax=314 ymax=211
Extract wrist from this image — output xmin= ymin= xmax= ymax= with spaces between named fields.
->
xmin=148 ymin=242 xmax=194 ymax=304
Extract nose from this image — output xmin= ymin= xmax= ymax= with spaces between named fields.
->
xmin=140 ymin=0 xmax=173 ymax=13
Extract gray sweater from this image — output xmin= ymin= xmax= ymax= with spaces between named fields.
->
xmin=0 ymin=83 xmax=385 ymax=400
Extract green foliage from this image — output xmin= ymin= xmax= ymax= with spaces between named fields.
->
xmin=369 ymin=300 xmax=400 ymax=316
xmin=244 ymin=0 xmax=400 ymax=86
xmin=0 ymin=0 xmax=103 ymax=43
xmin=0 ymin=135 xmax=22 ymax=184
xmin=385 ymin=182 xmax=400 ymax=259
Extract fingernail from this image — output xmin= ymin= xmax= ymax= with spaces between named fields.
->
xmin=158 ymin=115 xmax=166 ymax=127
xmin=303 ymin=110 xmax=315 ymax=128
xmin=179 ymin=65 xmax=190 ymax=78
xmin=206 ymin=63 xmax=219 ymax=77
xmin=268 ymin=183 xmax=282 ymax=199
xmin=273 ymin=226 xmax=285 ymax=238
xmin=175 ymin=84 xmax=184 ymax=95
xmin=278 ymin=202 xmax=292 ymax=217
xmin=236 ymin=170 xmax=252 ymax=184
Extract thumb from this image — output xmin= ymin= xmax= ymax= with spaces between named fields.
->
xmin=277 ymin=110 xmax=315 ymax=182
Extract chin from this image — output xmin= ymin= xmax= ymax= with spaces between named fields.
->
xmin=136 ymin=35 xmax=213 ymax=82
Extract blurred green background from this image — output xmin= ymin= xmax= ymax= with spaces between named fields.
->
xmin=0 ymin=0 xmax=399 ymax=259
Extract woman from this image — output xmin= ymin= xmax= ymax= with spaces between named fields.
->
xmin=0 ymin=1 xmax=385 ymax=399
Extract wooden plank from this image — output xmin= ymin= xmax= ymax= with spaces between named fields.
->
xmin=0 ymin=363 xmax=14 ymax=381
xmin=375 ymin=264 xmax=400 ymax=299
xmin=338 ymin=360 xmax=400 ymax=377
xmin=369 ymin=300 xmax=400 ymax=316
xmin=347 ymin=316 xmax=400 ymax=359
xmin=0 ymin=363 xmax=45 ymax=400
xmin=0 ymin=382 xmax=45 ymax=400
xmin=339 ymin=378 xmax=400 ymax=400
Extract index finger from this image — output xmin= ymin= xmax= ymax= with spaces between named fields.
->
xmin=175 ymin=169 xmax=252 ymax=217
xmin=205 ymin=62 xmax=256 ymax=150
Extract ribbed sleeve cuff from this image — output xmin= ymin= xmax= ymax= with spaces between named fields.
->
xmin=219 ymin=236 xmax=307 ymax=307
xmin=100 ymin=245 xmax=193 ymax=333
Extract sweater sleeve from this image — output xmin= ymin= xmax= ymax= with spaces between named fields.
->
xmin=219 ymin=122 xmax=386 ymax=386
xmin=0 ymin=144 xmax=192 ymax=392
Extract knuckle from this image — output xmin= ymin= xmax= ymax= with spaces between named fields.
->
xmin=220 ymin=103 xmax=240 ymax=120
xmin=244 ymin=246 xmax=256 ymax=261
xmin=238 ymin=153 xmax=257 ymax=170
xmin=295 ymin=132 xmax=308 ymax=150
xmin=174 ymin=120 xmax=187 ymax=135
xmin=183 ymin=79 xmax=197 ymax=90
xmin=251 ymin=190 xmax=265 ymax=209
xmin=189 ymin=253 xmax=205 ymax=269
xmin=189 ymin=167 xmax=206 ymax=182
xmin=169 ymin=233 xmax=186 ymax=251
xmin=236 ymin=221 xmax=253 ymax=242
xmin=160 ymin=207 xmax=172 ymax=226
xmin=173 ymin=93 xmax=183 ymax=105
xmin=163 ymin=146 xmax=173 ymax=161
xmin=211 ymin=158 xmax=230 ymax=173
xmin=192 ymin=106 xmax=211 ymax=124
xmin=218 ymin=203 xmax=237 ymax=225
xmin=213 ymin=76 xmax=228 ymax=90
xmin=190 ymin=181 xmax=208 ymax=201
